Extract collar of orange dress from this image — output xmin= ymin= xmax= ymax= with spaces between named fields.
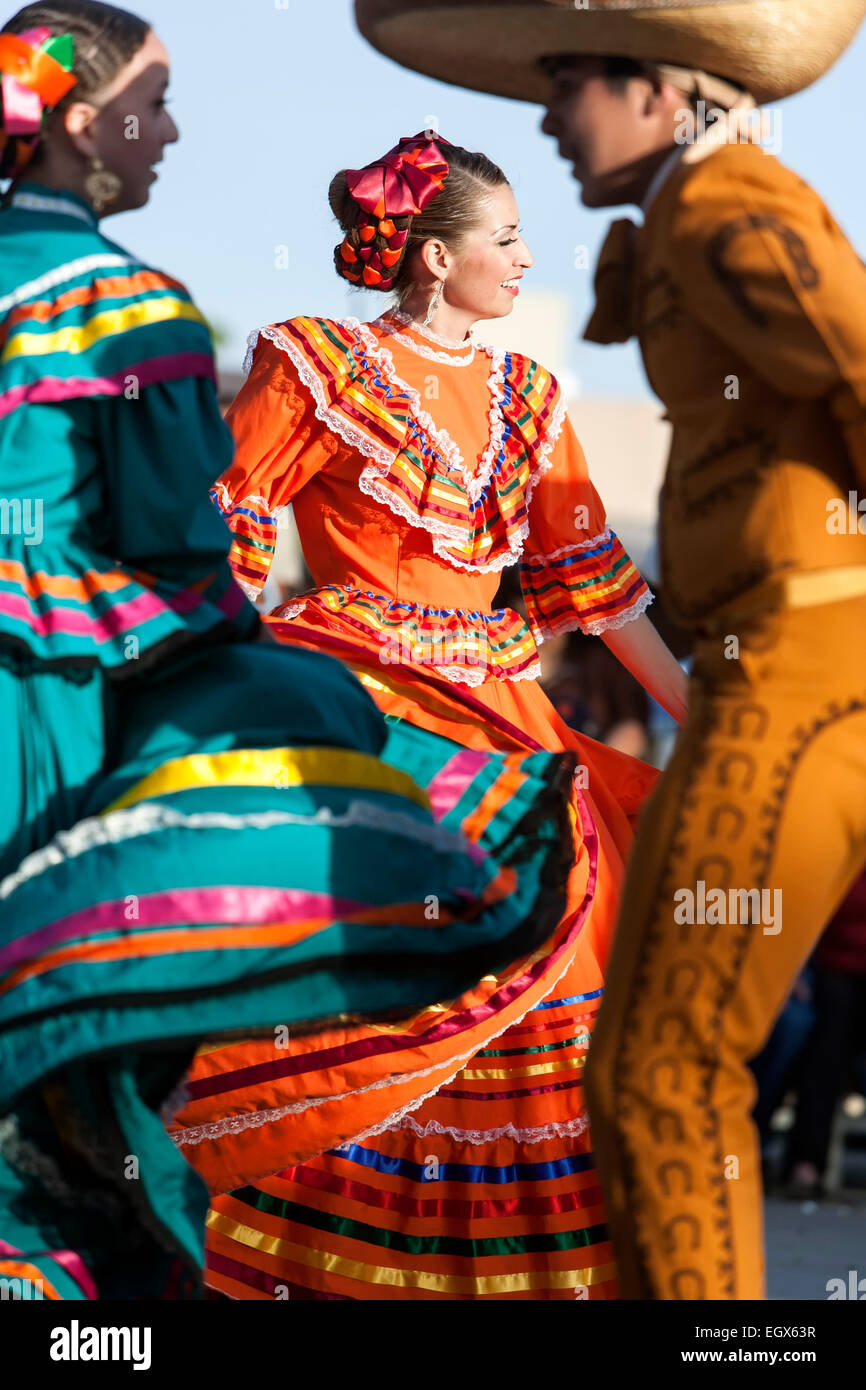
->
xmin=0 ymin=27 xmax=77 ymax=181
xmin=339 ymin=132 xmax=451 ymax=288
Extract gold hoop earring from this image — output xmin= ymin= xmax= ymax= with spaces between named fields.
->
xmin=84 ymin=156 xmax=122 ymax=215
xmin=422 ymin=279 xmax=444 ymax=329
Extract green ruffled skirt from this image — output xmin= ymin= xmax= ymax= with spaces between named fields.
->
xmin=0 ymin=638 xmax=573 ymax=1298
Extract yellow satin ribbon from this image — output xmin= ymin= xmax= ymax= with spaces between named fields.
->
xmin=207 ymin=1210 xmax=615 ymax=1294
xmin=104 ymin=746 xmax=431 ymax=813
xmin=4 ymin=297 xmax=203 ymax=361
xmin=460 ymin=1054 xmax=586 ymax=1082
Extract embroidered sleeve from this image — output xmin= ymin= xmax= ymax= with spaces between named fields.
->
xmin=214 ymin=329 xmax=345 ymax=599
xmin=519 ymin=412 xmax=653 ymax=640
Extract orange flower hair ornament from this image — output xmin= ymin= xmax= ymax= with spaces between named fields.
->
xmin=339 ymin=132 xmax=451 ymax=288
xmin=0 ymin=26 xmax=77 ymax=181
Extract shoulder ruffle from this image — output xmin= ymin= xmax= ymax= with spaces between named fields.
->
xmin=251 ymin=317 xmax=567 ymax=574
xmin=0 ymin=250 xmax=216 ymax=422
xmin=0 ymin=547 xmax=257 ymax=676
xmin=246 ymin=316 xmax=413 ymax=465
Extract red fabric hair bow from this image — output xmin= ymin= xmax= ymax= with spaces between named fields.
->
xmin=346 ymin=132 xmax=450 ymax=220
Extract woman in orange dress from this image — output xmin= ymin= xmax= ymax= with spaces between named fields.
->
xmin=181 ymin=135 xmax=688 ymax=1299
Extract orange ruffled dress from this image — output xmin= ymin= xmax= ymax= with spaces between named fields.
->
xmin=186 ymin=310 xmax=659 ymax=1299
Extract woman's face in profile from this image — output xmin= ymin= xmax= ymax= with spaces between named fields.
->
xmin=88 ymin=28 xmax=179 ymax=214
xmin=435 ymin=182 xmax=534 ymax=323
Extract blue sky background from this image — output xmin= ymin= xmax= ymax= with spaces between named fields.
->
xmin=109 ymin=0 xmax=866 ymax=398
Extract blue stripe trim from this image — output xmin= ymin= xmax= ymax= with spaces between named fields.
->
xmin=532 ymin=988 xmax=604 ymax=1011
xmin=328 ymin=1143 xmax=595 ymax=1184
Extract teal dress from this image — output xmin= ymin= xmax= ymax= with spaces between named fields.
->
xmin=0 ymin=184 xmax=573 ymax=1298
xmin=0 ymin=181 xmax=259 ymax=872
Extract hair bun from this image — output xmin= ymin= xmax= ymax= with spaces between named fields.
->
xmin=329 ymin=140 xmax=507 ymax=295
xmin=330 ymin=168 xmax=412 ymax=292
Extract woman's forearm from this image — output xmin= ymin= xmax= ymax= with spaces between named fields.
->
xmin=600 ymin=612 xmax=689 ymax=726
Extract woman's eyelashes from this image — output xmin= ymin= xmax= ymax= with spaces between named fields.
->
xmin=498 ymin=226 xmax=524 ymax=247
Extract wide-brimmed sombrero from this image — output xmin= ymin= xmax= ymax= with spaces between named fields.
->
xmin=355 ymin=0 xmax=866 ymax=105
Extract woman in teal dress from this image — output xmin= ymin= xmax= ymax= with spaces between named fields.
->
xmin=0 ymin=3 xmax=573 ymax=1299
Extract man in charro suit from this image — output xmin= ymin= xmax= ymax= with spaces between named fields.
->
xmin=357 ymin=0 xmax=866 ymax=1298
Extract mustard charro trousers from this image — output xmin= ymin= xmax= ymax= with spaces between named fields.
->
xmin=586 ymin=590 xmax=866 ymax=1299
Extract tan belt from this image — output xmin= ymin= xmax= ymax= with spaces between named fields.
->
xmin=712 ymin=565 xmax=866 ymax=623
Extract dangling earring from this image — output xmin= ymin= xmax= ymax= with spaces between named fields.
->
xmin=84 ymin=156 xmax=122 ymax=215
xmin=422 ymin=279 xmax=444 ymax=329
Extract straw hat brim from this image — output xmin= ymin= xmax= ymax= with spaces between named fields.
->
xmin=355 ymin=0 xmax=866 ymax=105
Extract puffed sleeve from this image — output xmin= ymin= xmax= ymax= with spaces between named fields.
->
xmin=101 ymin=374 xmax=239 ymax=582
xmin=520 ymin=408 xmax=653 ymax=640
xmin=214 ymin=332 xmax=346 ymax=600
xmin=97 ymin=370 xmax=260 ymax=646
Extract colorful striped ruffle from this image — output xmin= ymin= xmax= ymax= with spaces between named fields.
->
xmin=0 ymin=703 xmax=574 ymax=1298
xmin=0 ymin=256 xmax=216 ymax=420
xmin=211 ymin=481 xmax=277 ymax=601
xmin=243 ymin=318 xmax=566 ymax=576
xmin=0 ymin=208 xmax=255 ymax=669
xmin=0 ymin=553 xmax=255 ymax=672
xmin=270 ymin=583 xmax=541 ymax=685
xmin=192 ymin=738 xmax=614 ymax=1300
xmin=204 ymin=984 xmax=615 ymax=1301
xmin=168 ymin=720 xmax=584 ymax=1193
xmin=521 ymin=528 xmax=654 ymax=640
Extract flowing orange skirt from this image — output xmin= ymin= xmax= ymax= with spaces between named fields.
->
xmin=177 ymin=614 xmax=658 ymax=1300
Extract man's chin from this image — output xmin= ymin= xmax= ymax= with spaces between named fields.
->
xmin=574 ymin=173 xmax=619 ymax=210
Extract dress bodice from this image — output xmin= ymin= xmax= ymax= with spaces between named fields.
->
xmin=291 ymin=323 xmax=515 ymax=611
xmin=216 ymin=311 xmax=652 ymax=684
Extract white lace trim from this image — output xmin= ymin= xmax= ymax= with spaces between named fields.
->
xmin=580 ymin=586 xmax=655 ymax=636
xmin=357 ymin=462 xmax=480 ymax=555
xmin=381 ymin=329 xmax=476 ymax=367
xmin=532 ymin=584 xmax=655 ymax=645
xmin=212 ymin=480 xmax=273 ymax=518
xmin=468 ymin=348 xmax=508 ymax=504
xmin=374 ymin=313 xmax=477 ymax=366
xmin=244 ymin=323 xmax=398 ymax=469
xmin=383 ymin=1110 xmax=590 ymax=1147
xmin=384 ymin=307 xmax=475 ymax=350
xmin=170 ymin=889 xmax=592 ymax=1160
xmin=403 ymin=658 xmax=541 ymax=687
xmin=270 ymin=589 xmax=543 ymax=685
xmin=0 ymin=797 xmax=471 ymax=900
xmin=245 ymin=318 xmax=569 ymax=575
xmin=0 ymin=253 xmax=134 ymax=316
xmin=525 ymin=392 xmax=567 ymax=509
xmin=357 ymin=324 xmax=538 ymax=574
xmin=367 ymin=328 xmax=509 ymax=507
xmin=526 ymin=527 xmax=613 ymax=566
xmin=413 ymin=401 xmax=468 ymax=482
xmin=274 ymin=598 xmax=307 ymax=620
xmin=323 ymin=933 xmax=587 ymax=1155
xmin=212 ymin=479 xmax=288 ymax=599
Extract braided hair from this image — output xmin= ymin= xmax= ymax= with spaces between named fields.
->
xmin=329 ymin=142 xmax=508 ymax=296
xmin=1 ymin=1 xmax=149 ymax=183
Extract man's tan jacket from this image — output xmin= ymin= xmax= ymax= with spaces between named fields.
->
xmin=586 ymin=140 xmax=866 ymax=625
